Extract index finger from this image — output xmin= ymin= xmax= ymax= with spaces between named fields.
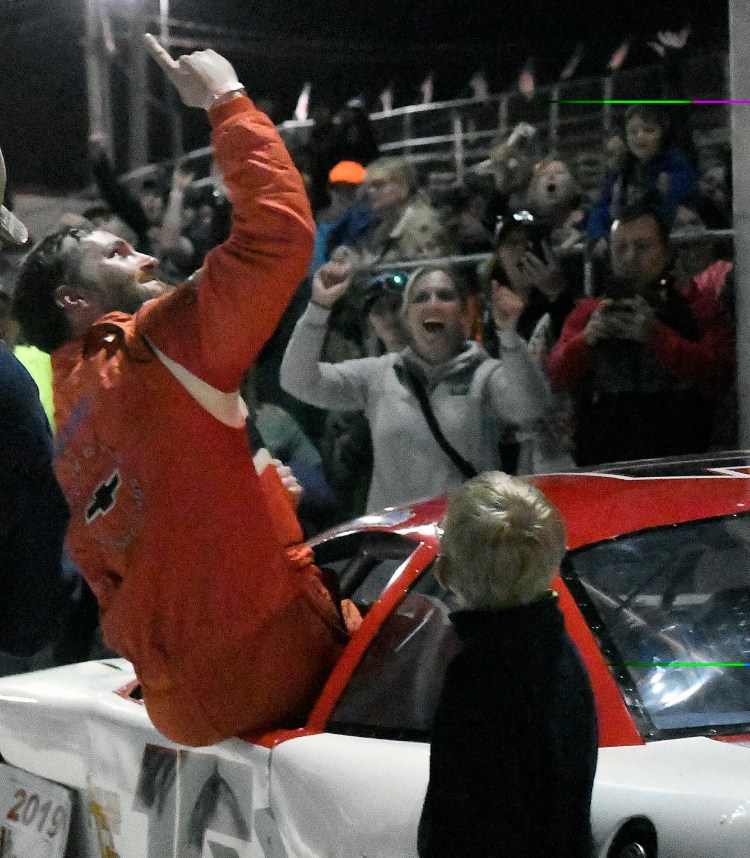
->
xmin=143 ymin=33 xmax=179 ymax=71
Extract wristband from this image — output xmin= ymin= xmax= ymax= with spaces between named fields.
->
xmin=210 ymin=87 xmax=246 ymax=108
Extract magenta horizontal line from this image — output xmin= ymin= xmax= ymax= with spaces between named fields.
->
xmin=692 ymin=99 xmax=750 ymax=104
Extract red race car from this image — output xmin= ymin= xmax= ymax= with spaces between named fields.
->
xmin=0 ymin=452 xmax=748 ymax=858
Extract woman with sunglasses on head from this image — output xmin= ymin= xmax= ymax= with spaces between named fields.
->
xmin=280 ymin=260 xmax=553 ymax=512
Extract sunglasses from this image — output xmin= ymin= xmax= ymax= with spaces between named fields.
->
xmin=368 ymin=271 xmax=409 ymax=293
xmin=364 ymin=271 xmax=409 ymax=306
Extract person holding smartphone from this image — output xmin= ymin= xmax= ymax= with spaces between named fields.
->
xmin=548 ymin=200 xmax=734 ymax=466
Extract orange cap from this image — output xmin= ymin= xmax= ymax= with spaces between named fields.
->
xmin=328 ymin=160 xmax=366 ymax=185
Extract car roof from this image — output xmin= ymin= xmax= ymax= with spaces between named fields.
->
xmin=320 ymin=453 xmax=750 ymax=552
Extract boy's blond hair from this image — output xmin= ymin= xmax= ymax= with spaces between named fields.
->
xmin=437 ymin=472 xmax=566 ymax=609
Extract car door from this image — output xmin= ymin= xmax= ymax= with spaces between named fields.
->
xmin=267 ymin=531 xmax=460 ymax=858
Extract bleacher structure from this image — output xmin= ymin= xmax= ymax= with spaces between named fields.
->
xmin=118 ymin=49 xmax=729 ymax=193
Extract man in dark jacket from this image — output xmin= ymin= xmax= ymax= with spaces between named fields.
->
xmin=0 ymin=149 xmax=77 ymax=662
xmin=548 ymin=201 xmax=734 ymax=466
xmin=0 ymin=341 xmax=77 ymax=662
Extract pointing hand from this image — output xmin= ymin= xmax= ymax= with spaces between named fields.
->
xmin=144 ymin=34 xmax=243 ymax=110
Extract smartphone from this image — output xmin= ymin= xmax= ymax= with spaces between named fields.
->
xmin=602 ymin=275 xmax=637 ymax=300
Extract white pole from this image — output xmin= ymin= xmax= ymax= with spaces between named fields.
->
xmin=602 ymin=76 xmax=613 ymax=136
xmin=729 ymin=0 xmax=750 ymax=446
xmin=498 ymin=95 xmax=509 ymax=139
xmin=159 ymin=0 xmax=182 ymax=157
xmin=550 ymin=84 xmax=560 ymax=152
xmin=128 ymin=0 xmax=149 ymax=169
xmin=84 ymin=0 xmax=108 ymax=144
xmin=452 ymin=110 xmax=465 ymax=182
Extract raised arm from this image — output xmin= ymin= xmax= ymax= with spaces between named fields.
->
xmin=88 ymin=133 xmax=153 ymax=250
xmin=137 ymin=37 xmax=314 ymax=390
xmin=485 ymin=333 xmax=553 ymax=429
xmin=280 ymin=261 xmax=378 ymax=411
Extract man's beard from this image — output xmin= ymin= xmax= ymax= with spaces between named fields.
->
xmin=114 ymin=277 xmax=172 ymax=314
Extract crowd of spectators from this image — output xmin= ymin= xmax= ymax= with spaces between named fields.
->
xmin=0 ymin=35 xmax=738 ymax=542
xmin=270 ymin=82 xmax=734 ymax=526
xmin=0 ymin=33 xmax=604 ymax=840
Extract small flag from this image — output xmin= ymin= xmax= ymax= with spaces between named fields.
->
xmin=379 ymin=84 xmax=394 ymax=113
xmin=518 ymin=58 xmax=535 ymax=100
xmin=294 ymin=82 xmax=311 ymax=122
xmin=608 ymin=40 xmax=629 ymax=72
xmin=559 ymin=43 xmax=584 ymax=81
xmin=648 ymin=26 xmax=691 ymax=57
xmin=420 ymin=72 xmax=434 ymax=105
xmin=469 ymin=70 xmax=489 ymax=101
xmin=97 ymin=1 xmax=117 ymax=54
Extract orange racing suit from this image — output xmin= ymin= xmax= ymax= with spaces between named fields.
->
xmin=52 ymin=96 xmax=347 ymax=746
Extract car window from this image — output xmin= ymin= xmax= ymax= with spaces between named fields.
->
xmin=565 ymin=512 xmax=750 ymax=735
xmin=328 ymin=566 xmax=462 ymax=741
xmin=313 ymin=530 xmax=419 ymax=611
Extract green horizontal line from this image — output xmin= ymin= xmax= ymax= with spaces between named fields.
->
xmin=552 ymin=99 xmax=690 ymax=105
xmin=619 ymin=662 xmax=750 ymax=668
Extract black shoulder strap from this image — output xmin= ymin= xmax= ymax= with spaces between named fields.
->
xmin=402 ymin=363 xmax=478 ymax=480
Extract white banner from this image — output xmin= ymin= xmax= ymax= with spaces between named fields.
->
xmin=0 ymin=764 xmax=72 ymax=858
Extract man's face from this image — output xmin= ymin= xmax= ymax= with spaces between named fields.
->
xmin=73 ymin=230 xmax=166 ymax=315
xmin=699 ymin=164 xmax=729 ymax=210
xmin=366 ymin=172 xmax=410 ymax=215
xmin=672 ymin=205 xmax=714 ymax=282
xmin=610 ymin=216 xmax=670 ymax=289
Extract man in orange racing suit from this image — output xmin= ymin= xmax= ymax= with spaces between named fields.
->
xmin=12 ymin=37 xmax=347 ymax=746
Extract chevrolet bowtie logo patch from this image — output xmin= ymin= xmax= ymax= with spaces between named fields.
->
xmin=86 ymin=470 xmax=121 ymax=523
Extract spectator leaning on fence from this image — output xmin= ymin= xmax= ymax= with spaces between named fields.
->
xmin=349 ymin=156 xmax=447 ymax=264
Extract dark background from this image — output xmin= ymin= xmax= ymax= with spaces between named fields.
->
xmin=0 ymin=0 xmax=729 ymax=192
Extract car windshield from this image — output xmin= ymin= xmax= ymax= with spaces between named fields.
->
xmin=565 ymin=512 xmax=750 ymax=735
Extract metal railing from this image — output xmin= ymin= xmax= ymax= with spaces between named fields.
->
xmin=109 ymin=49 xmax=728 ymax=193
xmin=274 ymin=50 xmax=728 ymax=180
xmin=367 ymin=228 xmax=734 ymax=298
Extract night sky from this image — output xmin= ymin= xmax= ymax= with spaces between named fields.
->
xmin=0 ymin=0 xmax=728 ymax=192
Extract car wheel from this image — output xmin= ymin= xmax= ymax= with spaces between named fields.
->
xmin=607 ymin=821 xmax=657 ymax=858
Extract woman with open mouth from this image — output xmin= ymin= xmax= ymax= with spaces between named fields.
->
xmin=280 ymin=261 xmax=554 ymax=512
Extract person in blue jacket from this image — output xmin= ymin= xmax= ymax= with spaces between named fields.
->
xmin=587 ymin=104 xmax=697 ymax=252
